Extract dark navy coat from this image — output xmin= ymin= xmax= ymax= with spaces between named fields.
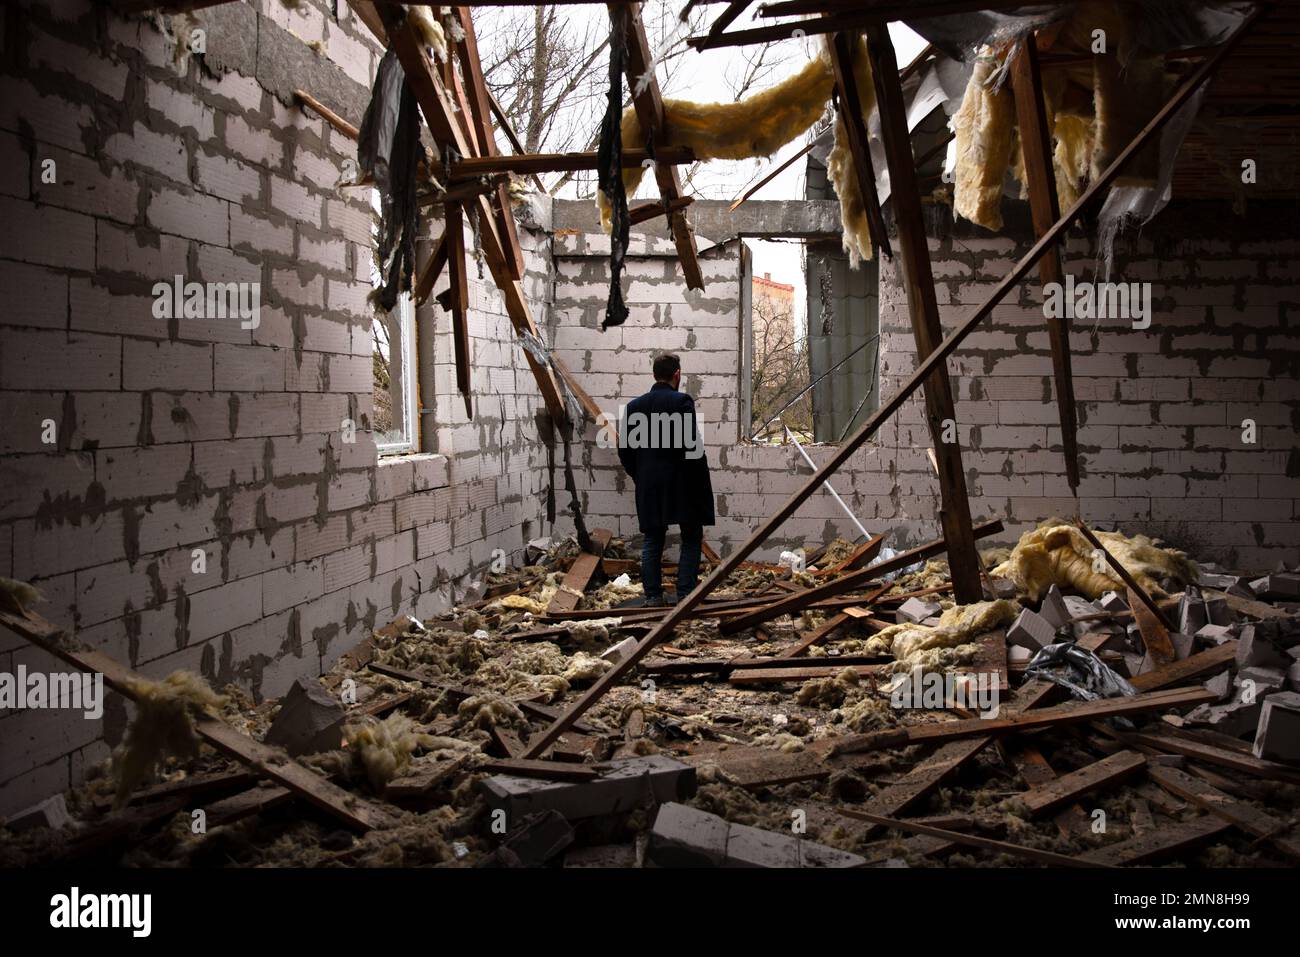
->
xmin=618 ymin=382 xmax=715 ymax=532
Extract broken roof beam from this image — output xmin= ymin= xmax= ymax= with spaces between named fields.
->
xmin=619 ymin=2 xmax=705 ymax=290
xmin=518 ymin=8 xmax=1262 ymax=760
xmin=1009 ymin=36 xmax=1080 ymax=490
xmin=866 ymin=22 xmax=982 ymax=603
xmin=452 ymin=6 xmax=525 ymax=280
xmin=831 ymin=686 xmax=1217 ymax=756
xmin=547 ymin=528 xmax=615 ymax=613
xmin=450 ymin=147 xmax=695 ymax=177
xmin=351 ymin=0 xmax=569 ymax=426
xmin=838 ymin=808 xmax=1108 ymax=868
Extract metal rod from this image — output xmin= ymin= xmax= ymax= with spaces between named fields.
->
xmin=785 ymin=426 xmax=871 ymax=539
xmin=749 ymin=332 xmax=880 ymax=441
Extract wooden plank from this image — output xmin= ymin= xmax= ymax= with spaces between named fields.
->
xmin=1148 ymin=764 xmax=1300 ymax=862
xmin=838 ymin=809 xmax=1109 ymax=868
xmin=1126 ymin=731 xmax=1300 ymax=785
xmin=1019 ymin=750 xmax=1146 ymax=817
xmin=729 ymin=663 xmax=886 ymax=685
xmin=640 ymin=652 xmax=887 ymax=676
xmin=830 ymin=533 xmax=886 ymax=573
xmin=478 ymin=758 xmax=601 ymax=782
xmin=1079 ymin=815 xmax=1231 ymax=866
xmin=866 ymin=24 xmax=980 ymax=604
xmin=831 ymin=686 xmax=1217 ymax=756
xmin=518 ymin=14 xmax=1263 ymax=760
xmin=720 ymin=520 xmax=1003 ymax=635
xmin=0 ymin=608 xmax=388 ymax=832
xmin=619 ymin=2 xmax=704 ymax=290
xmin=861 ymin=738 xmax=992 ymax=820
xmin=1008 ymin=745 xmax=1093 ymax=838
xmin=1205 ymin=588 xmax=1293 ymax=621
xmin=827 ymin=32 xmax=891 ymax=259
xmin=451 ymin=147 xmax=694 ymax=177
xmin=444 ymin=202 xmax=473 ymax=418
xmin=1008 ymin=36 xmax=1079 ymax=489
xmin=1128 ymin=640 xmax=1237 ymax=692
xmin=776 ymin=611 xmax=851 ymax=658
xmin=547 ymin=528 xmax=614 ymax=613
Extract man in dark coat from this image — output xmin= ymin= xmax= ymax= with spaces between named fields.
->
xmin=617 ymin=354 xmax=715 ymax=605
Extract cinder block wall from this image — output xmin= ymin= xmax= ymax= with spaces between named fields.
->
xmin=549 ymin=199 xmax=1299 ymax=571
xmin=0 ymin=0 xmax=553 ymax=815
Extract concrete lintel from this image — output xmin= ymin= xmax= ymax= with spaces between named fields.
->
xmin=551 ymin=198 xmax=843 ymax=245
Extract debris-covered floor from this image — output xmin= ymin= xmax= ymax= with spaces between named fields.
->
xmin=2 ymin=520 xmax=1299 ymax=868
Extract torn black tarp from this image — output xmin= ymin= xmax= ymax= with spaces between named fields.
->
xmin=358 ymin=48 xmax=423 ymax=312
xmin=1025 ymin=640 xmax=1137 ymax=702
xmin=597 ymin=4 xmax=631 ymax=331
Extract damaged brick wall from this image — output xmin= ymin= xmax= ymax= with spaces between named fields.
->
xmin=548 ymin=198 xmax=1299 ymax=572
xmin=0 ymin=0 xmax=554 ymax=815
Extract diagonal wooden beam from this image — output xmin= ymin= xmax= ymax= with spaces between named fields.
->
xmin=453 ymin=6 xmax=525 ymax=280
xmin=865 ymin=22 xmax=981 ymax=603
xmin=1009 ymin=36 xmax=1080 ymax=490
xmin=0 ymin=608 xmax=389 ymax=832
xmin=519 ymin=7 xmax=1263 ymax=759
xmin=619 ymin=2 xmax=705 ymax=291
xmin=827 ymin=31 xmax=891 ymax=260
xmin=719 ymin=519 xmax=1002 ymax=635
xmin=443 ymin=203 xmax=473 ymax=418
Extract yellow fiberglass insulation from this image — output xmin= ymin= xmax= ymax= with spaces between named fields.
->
xmin=1051 ymin=112 xmax=1094 ymax=211
xmin=991 ymin=522 xmax=1197 ymax=602
xmin=863 ymin=599 xmax=1021 ymax=673
xmin=952 ymin=49 xmax=1016 ymax=232
xmin=344 ymin=712 xmax=438 ymax=792
xmin=598 ymin=52 xmax=835 ymax=230
xmin=825 ymin=34 xmax=878 ymax=267
xmin=113 ymin=671 xmax=228 ymax=807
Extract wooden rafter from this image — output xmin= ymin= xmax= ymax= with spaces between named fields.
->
xmin=453 ymin=6 xmax=526 ymax=280
xmin=865 ymin=22 xmax=981 ymax=603
xmin=349 ymin=1 xmax=569 ymax=426
xmin=619 ymin=2 xmax=706 ymax=290
xmin=1009 ymin=36 xmax=1080 ymax=490
xmin=518 ymin=6 xmax=1263 ymax=760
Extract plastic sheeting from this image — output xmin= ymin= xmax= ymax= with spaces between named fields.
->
xmin=1025 ymin=640 xmax=1137 ymax=701
xmin=357 ymin=48 xmax=423 ymax=312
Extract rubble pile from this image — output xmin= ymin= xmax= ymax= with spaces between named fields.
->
xmin=2 ymin=528 xmax=1299 ymax=869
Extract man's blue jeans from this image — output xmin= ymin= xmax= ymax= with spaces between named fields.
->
xmin=642 ymin=525 xmax=703 ymax=602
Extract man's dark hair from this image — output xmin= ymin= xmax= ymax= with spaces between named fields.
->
xmin=652 ymin=353 xmax=681 ymax=382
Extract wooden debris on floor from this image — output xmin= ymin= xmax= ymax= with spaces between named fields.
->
xmin=3 ymin=523 xmax=1299 ymax=870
